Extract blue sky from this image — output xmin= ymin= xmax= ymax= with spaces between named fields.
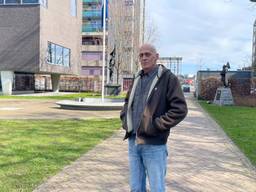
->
xmin=145 ymin=0 xmax=256 ymax=75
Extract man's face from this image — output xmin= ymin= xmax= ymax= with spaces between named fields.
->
xmin=139 ymin=45 xmax=159 ymax=73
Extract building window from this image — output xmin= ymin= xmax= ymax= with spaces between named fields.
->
xmin=125 ymin=0 xmax=133 ymax=6
xmin=0 ymin=0 xmax=47 ymax=6
xmin=81 ymin=66 xmax=102 ymax=76
xmin=70 ymin=0 xmax=77 ymax=17
xmin=47 ymin=42 xmax=70 ymax=67
xmin=63 ymin=48 xmax=70 ymax=67
xmin=55 ymin=45 xmax=63 ymax=65
xmin=82 ymin=37 xmax=102 ymax=45
xmin=82 ymin=51 xmax=102 ymax=61
xmin=5 ymin=0 xmax=21 ymax=4
xmin=47 ymin=43 xmax=55 ymax=64
xmin=23 ymin=0 xmax=39 ymax=3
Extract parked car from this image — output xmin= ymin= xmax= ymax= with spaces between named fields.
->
xmin=182 ymin=84 xmax=190 ymax=92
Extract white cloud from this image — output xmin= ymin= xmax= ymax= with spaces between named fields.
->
xmin=146 ymin=0 xmax=256 ymax=74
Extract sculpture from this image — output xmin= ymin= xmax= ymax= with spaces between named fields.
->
xmin=214 ymin=62 xmax=234 ymax=105
xmin=220 ymin=62 xmax=230 ymax=87
xmin=109 ymin=47 xmax=116 ymax=83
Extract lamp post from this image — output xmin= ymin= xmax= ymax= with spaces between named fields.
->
xmin=250 ymin=0 xmax=256 ymax=93
xmin=101 ymin=0 xmax=107 ymax=102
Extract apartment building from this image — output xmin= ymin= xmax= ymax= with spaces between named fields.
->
xmin=108 ymin=0 xmax=145 ymax=85
xmin=0 ymin=0 xmax=82 ymax=95
xmin=252 ymin=20 xmax=256 ymax=73
xmin=0 ymin=0 xmax=145 ymax=94
xmin=81 ymin=0 xmax=104 ymax=78
xmin=65 ymin=0 xmax=145 ymax=92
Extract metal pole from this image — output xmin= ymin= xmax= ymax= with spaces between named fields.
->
xmin=131 ymin=0 xmax=135 ymax=73
xmin=101 ymin=0 xmax=106 ymax=102
xmin=142 ymin=0 xmax=146 ymax=44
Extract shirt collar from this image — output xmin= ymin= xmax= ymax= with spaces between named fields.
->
xmin=140 ymin=65 xmax=158 ymax=78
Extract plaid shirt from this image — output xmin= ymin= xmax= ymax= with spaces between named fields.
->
xmin=131 ymin=66 xmax=158 ymax=135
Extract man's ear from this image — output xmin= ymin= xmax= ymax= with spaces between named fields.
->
xmin=156 ymin=53 xmax=159 ymax=60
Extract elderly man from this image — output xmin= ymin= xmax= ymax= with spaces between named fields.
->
xmin=120 ymin=44 xmax=187 ymax=192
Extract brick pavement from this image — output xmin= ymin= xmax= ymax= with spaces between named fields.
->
xmin=27 ymin=95 xmax=256 ymax=191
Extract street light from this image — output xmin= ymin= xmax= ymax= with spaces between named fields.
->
xmin=101 ymin=0 xmax=107 ymax=102
xmin=250 ymin=0 xmax=256 ymax=93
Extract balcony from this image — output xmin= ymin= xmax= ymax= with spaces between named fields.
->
xmin=83 ymin=10 xmax=102 ymax=18
xmin=81 ymin=60 xmax=103 ymax=67
xmin=82 ymin=27 xmax=102 ymax=33
xmin=82 ymin=24 xmax=102 ymax=33
xmin=83 ymin=4 xmax=101 ymax=10
xmin=82 ymin=45 xmax=103 ymax=52
xmin=83 ymin=0 xmax=102 ymax=4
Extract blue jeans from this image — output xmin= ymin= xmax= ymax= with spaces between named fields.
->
xmin=128 ymin=136 xmax=168 ymax=192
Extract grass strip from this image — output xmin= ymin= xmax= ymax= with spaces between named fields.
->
xmin=0 ymin=118 xmax=121 ymax=192
xmin=199 ymin=101 xmax=256 ymax=166
xmin=0 ymin=92 xmax=126 ymax=100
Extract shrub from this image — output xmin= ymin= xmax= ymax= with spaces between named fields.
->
xmin=234 ymin=95 xmax=256 ymax=107
xmin=200 ymin=77 xmax=221 ymax=100
xmin=199 ymin=77 xmax=255 ymax=107
xmin=229 ymin=78 xmax=251 ymax=96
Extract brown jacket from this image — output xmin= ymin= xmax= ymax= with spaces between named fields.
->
xmin=120 ymin=65 xmax=187 ymax=145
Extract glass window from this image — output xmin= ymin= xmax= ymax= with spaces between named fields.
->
xmin=51 ymin=43 xmax=56 ymax=64
xmin=47 ymin=42 xmax=70 ymax=67
xmin=0 ymin=0 xmax=46 ymax=5
xmin=82 ymin=52 xmax=102 ymax=61
xmin=63 ymin=48 xmax=70 ymax=67
xmin=5 ymin=0 xmax=21 ymax=4
xmin=23 ymin=0 xmax=39 ymax=3
xmin=81 ymin=67 xmax=101 ymax=76
xmin=70 ymin=0 xmax=77 ymax=17
xmin=125 ymin=0 xmax=133 ymax=6
xmin=47 ymin=43 xmax=55 ymax=64
xmin=47 ymin=43 xmax=52 ymax=63
xmin=55 ymin=45 xmax=63 ymax=65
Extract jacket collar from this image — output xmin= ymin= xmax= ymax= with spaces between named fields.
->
xmin=126 ymin=64 xmax=168 ymax=133
xmin=134 ymin=64 xmax=166 ymax=79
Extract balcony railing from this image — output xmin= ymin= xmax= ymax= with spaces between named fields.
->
xmin=83 ymin=0 xmax=101 ymax=4
xmin=83 ymin=4 xmax=101 ymax=10
xmin=82 ymin=25 xmax=103 ymax=33
xmin=83 ymin=10 xmax=102 ymax=18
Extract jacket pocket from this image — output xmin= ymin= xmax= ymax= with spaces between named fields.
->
xmin=120 ymin=113 xmax=128 ymax=131
xmin=140 ymin=117 xmax=159 ymax=137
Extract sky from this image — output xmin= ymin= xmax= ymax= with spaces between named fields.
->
xmin=145 ymin=0 xmax=256 ymax=75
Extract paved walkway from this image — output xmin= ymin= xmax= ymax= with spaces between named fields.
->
xmin=18 ymin=95 xmax=256 ymax=191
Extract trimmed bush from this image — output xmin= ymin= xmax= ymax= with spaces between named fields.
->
xmin=234 ymin=95 xmax=256 ymax=107
xmin=200 ymin=77 xmax=221 ymax=100
xmin=229 ymin=78 xmax=251 ymax=96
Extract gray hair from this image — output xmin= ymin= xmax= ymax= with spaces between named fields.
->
xmin=139 ymin=43 xmax=157 ymax=54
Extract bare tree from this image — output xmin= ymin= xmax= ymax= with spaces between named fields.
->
xmin=242 ymin=54 xmax=252 ymax=69
xmin=144 ymin=16 xmax=158 ymax=44
xmin=108 ymin=0 xmax=144 ymax=84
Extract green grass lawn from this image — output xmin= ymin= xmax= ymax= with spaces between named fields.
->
xmin=199 ymin=101 xmax=256 ymax=166
xmin=0 ymin=119 xmax=121 ymax=192
xmin=0 ymin=92 xmax=126 ymax=100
